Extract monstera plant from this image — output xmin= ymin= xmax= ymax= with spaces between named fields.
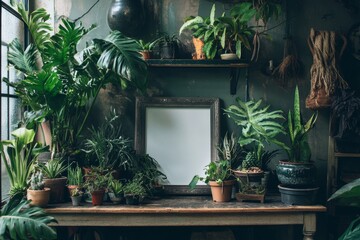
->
xmin=0 ymin=193 xmax=57 ymax=240
xmin=4 ymin=2 xmax=147 ymax=158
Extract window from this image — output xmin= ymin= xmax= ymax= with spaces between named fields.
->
xmin=1 ymin=0 xmax=27 ymax=200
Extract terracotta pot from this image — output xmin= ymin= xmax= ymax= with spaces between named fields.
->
xmin=44 ymin=177 xmax=67 ymax=203
xmin=208 ymin=180 xmax=235 ymax=202
xmin=140 ymin=51 xmax=151 ymax=60
xmin=91 ymin=189 xmax=105 ymax=206
xmin=232 ymin=170 xmax=264 ymax=187
xmin=192 ymin=37 xmax=205 ymax=60
xmin=27 ymin=188 xmax=51 ymax=207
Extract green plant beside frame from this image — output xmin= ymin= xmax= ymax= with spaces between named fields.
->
xmin=0 ymin=127 xmax=48 ymax=197
xmin=82 ymin=108 xmax=135 ymax=172
xmin=4 ymin=2 xmax=147 ymax=159
xmin=123 ymin=174 xmax=147 ymax=205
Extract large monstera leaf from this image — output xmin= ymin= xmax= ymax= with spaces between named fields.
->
xmin=93 ymin=31 xmax=148 ymax=92
xmin=0 ymin=194 xmax=57 ymax=240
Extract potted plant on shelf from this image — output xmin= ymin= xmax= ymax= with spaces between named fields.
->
xmin=276 ymin=86 xmax=319 ymax=205
xmin=38 ymin=158 xmax=68 ymax=203
xmin=4 ymin=2 xmax=148 ymax=161
xmin=179 ymin=4 xmax=220 ymax=59
xmin=27 ymin=171 xmax=51 ymax=207
xmin=158 ymin=33 xmax=179 ymax=59
xmin=70 ymin=187 xmax=83 ymax=206
xmin=84 ymin=168 xmax=111 ymax=206
xmin=123 ymin=174 xmax=147 ymax=205
xmin=0 ymin=127 xmax=48 ymax=197
xmin=224 ymin=98 xmax=285 ymax=185
xmin=67 ymin=165 xmax=83 ymax=197
xmin=108 ymin=179 xmax=124 ymax=204
xmin=217 ymin=2 xmax=256 ymax=60
xmin=136 ymin=37 xmax=161 ymax=60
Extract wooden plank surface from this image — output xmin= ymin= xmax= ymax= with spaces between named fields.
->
xmin=146 ymin=59 xmax=249 ymax=68
xmin=46 ymin=196 xmax=326 ymax=214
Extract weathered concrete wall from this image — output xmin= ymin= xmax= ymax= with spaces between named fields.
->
xmin=48 ymin=0 xmax=360 ymax=239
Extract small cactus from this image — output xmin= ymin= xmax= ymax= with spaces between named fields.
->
xmin=29 ymin=171 xmax=45 ymax=190
xmin=242 ymin=152 xmax=261 ymax=170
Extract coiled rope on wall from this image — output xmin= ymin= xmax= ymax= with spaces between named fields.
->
xmin=306 ymin=28 xmax=348 ymax=109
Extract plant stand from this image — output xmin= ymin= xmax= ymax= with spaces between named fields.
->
xmin=235 ymin=193 xmax=265 ymax=203
xmin=278 ymin=185 xmax=319 ymax=205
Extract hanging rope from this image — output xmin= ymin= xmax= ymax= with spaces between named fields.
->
xmin=306 ymin=28 xmax=348 ymax=109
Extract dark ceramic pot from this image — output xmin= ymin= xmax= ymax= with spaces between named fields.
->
xmin=44 ymin=177 xmax=67 ymax=203
xmin=276 ymin=161 xmax=316 ymax=187
xmin=278 ymin=184 xmax=319 ymax=205
xmin=107 ymin=0 xmax=143 ymax=38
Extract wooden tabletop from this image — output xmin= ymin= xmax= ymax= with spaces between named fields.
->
xmin=46 ymin=196 xmax=326 ymax=214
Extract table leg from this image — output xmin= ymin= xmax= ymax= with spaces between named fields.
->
xmin=303 ymin=213 xmax=316 ymax=240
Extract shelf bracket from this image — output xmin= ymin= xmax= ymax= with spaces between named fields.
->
xmin=230 ymin=68 xmax=239 ymax=95
xmin=230 ymin=67 xmax=249 ymax=99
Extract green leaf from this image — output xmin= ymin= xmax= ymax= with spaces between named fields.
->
xmin=0 ymin=193 xmax=57 ymax=240
xmin=338 ymin=217 xmax=360 ymax=240
xmin=235 ymin=40 xmax=242 ymax=59
xmin=210 ymin=4 xmax=216 ymax=26
xmin=8 ymin=39 xmax=38 ymax=75
xmin=11 ymin=127 xmax=36 ymax=148
xmin=293 ymin=86 xmax=301 ymax=132
xmin=189 ymin=175 xmax=200 ymax=190
xmin=93 ymin=31 xmax=148 ymax=92
xmin=328 ymin=178 xmax=360 ymax=207
xmin=179 ymin=16 xmax=204 ymax=35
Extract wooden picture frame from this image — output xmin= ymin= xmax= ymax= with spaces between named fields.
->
xmin=134 ymin=97 xmax=220 ymax=195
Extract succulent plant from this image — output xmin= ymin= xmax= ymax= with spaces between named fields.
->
xmin=29 ymin=171 xmax=45 ymax=190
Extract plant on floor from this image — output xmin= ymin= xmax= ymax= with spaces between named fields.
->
xmin=0 ymin=127 xmax=48 ymax=197
xmin=4 ymin=2 xmax=147 ymax=158
xmin=224 ymin=98 xmax=285 ymax=173
xmin=328 ymin=178 xmax=360 ymax=240
xmin=0 ymin=193 xmax=57 ymax=240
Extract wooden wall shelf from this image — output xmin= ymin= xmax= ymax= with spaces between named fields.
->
xmin=146 ymin=59 xmax=250 ymax=96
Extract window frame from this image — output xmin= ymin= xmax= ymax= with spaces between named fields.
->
xmin=1 ymin=0 xmax=29 ymax=201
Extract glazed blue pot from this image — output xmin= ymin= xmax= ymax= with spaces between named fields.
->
xmin=276 ymin=161 xmax=316 ymax=187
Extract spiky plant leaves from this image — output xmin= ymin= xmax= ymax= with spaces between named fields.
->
xmin=0 ymin=193 xmax=57 ymax=240
xmin=179 ymin=16 xmax=204 ymax=35
xmin=8 ymin=39 xmax=38 ymax=75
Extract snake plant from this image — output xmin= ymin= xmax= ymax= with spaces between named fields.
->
xmin=282 ymin=86 xmax=318 ymax=162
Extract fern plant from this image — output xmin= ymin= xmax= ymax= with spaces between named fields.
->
xmin=224 ymin=98 xmax=286 ymax=169
xmin=0 ymin=193 xmax=57 ymax=240
xmin=4 ymin=2 xmax=147 ymax=157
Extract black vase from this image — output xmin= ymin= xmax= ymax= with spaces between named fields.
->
xmin=107 ymin=0 xmax=143 ymax=38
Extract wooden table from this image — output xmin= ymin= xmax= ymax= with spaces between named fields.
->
xmin=46 ymin=196 xmax=326 ymax=240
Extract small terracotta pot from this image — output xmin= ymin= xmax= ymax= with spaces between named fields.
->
xmin=140 ymin=51 xmax=151 ymax=60
xmin=27 ymin=188 xmax=51 ymax=207
xmin=91 ymin=189 xmax=105 ymax=206
xmin=209 ymin=180 xmax=235 ymax=202
xmin=44 ymin=177 xmax=67 ymax=203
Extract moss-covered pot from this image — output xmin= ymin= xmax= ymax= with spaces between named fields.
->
xmin=276 ymin=161 xmax=316 ymax=187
